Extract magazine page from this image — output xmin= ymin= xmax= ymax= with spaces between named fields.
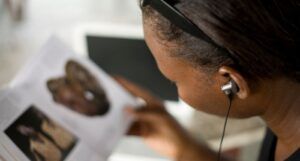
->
xmin=0 ymin=90 xmax=104 ymax=161
xmin=0 ymin=87 xmax=8 ymax=101
xmin=1 ymin=37 xmax=141 ymax=160
xmin=0 ymin=140 xmax=15 ymax=161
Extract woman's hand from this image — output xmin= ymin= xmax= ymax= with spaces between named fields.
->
xmin=115 ymin=76 xmax=201 ymax=160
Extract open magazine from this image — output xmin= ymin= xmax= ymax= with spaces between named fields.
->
xmin=0 ymin=37 xmax=141 ymax=161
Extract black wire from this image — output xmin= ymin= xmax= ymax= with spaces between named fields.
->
xmin=217 ymin=94 xmax=233 ymax=161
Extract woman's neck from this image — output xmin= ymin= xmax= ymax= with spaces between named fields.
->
xmin=261 ymin=78 xmax=300 ymax=159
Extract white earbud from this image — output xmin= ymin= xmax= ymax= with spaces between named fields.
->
xmin=221 ymin=80 xmax=239 ymax=96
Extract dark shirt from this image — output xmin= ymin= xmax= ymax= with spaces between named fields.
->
xmin=258 ymin=128 xmax=300 ymax=161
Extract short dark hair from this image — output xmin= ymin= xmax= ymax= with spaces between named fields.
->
xmin=142 ymin=0 xmax=300 ymax=83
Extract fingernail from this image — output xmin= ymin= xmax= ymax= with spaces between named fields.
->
xmin=136 ymin=97 xmax=147 ymax=107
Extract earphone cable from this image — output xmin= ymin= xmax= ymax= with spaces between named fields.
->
xmin=217 ymin=94 xmax=233 ymax=161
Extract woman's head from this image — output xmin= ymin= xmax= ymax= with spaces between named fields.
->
xmin=141 ymin=0 xmax=300 ymax=117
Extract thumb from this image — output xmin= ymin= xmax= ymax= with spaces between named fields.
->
xmin=125 ymin=107 xmax=157 ymax=136
xmin=125 ymin=107 xmax=164 ymax=124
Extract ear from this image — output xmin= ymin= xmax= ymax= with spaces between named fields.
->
xmin=218 ymin=66 xmax=250 ymax=99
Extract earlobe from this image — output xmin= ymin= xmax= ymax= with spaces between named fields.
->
xmin=219 ymin=66 xmax=250 ymax=99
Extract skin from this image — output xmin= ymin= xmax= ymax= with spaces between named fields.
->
xmin=115 ymin=20 xmax=300 ymax=161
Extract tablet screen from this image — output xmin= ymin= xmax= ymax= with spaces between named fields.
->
xmin=86 ymin=35 xmax=178 ymax=101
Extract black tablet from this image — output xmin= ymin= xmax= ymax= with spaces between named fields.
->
xmin=75 ymin=24 xmax=178 ymax=100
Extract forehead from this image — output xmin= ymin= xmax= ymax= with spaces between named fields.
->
xmin=143 ymin=24 xmax=205 ymax=82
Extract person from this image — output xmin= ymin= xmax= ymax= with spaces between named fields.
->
xmin=23 ymin=106 xmax=76 ymax=151
xmin=115 ymin=0 xmax=300 ymax=161
xmin=47 ymin=60 xmax=110 ymax=117
xmin=35 ymin=110 xmax=76 ymax=151
xmin=17 ymin=125 xmax=62 ymax=161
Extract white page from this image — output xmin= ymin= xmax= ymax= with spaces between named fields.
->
xmin=0 ymin=92 xmax=102 ymax=161
xmin=0 ymin=87 xmax=9 ymax=101
xmin=1 ymin=37 xmax=141 ymax=160
xmin=0 ymin=140 xmax=15 ymax=161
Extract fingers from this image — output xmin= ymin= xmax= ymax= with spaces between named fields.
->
xmin=114 ymin=76 xmax=163 ymax=107
xmin=127 ymin=121 xmax=143 ymax=136
xmin=125 ymin=107 xmax=167 ymax=126
xmin=125 ymin=108 xmax=151 ymax=136
xmin=125 ymin=107 xmax=164 ymax=136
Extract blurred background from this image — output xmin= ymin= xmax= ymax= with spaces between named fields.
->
xmin=0 ymin=0 xmax=266 ymax=161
